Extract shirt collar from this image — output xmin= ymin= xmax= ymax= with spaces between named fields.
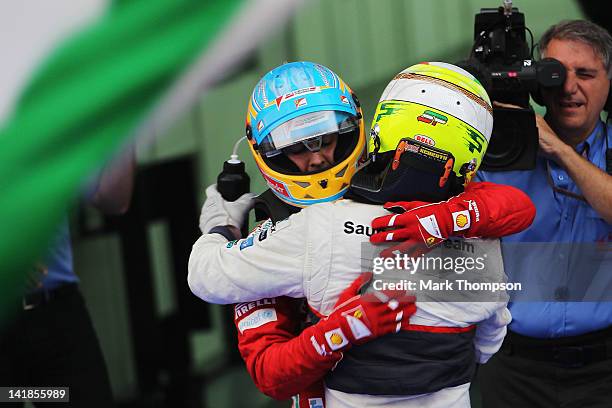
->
xmin=575 ymin=121 xmax=605 ymax=159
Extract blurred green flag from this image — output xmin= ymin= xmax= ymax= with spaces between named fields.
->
xmin=0 ymin=0 xmax=302 ymax=309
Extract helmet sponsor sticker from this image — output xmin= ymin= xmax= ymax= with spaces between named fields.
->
xmin=417 ymin=110 xmax=448 ymax=126
xmin=314 ymin=63 xmax=332 ymax=86
xmin=257 ymin=120 xmax=264 ymax=132
xmin=267 ymin=86 xmax=329 ymax=110
xmin=462 ymin=126 xmax=487 ymax=153
xmin=452 ymin=210 xmax=471 ymax=231
xmin=374 ymin=101 xmax=405 ymax=122
xmin=416 ymin=144 xmax=450 ymax=163
xmin=414 ymin=134 xmax=435 ymax=146
xmin=261 ymin=172 xmax=290 ymax=198
xmin=237 ymin=308 xmax=277 ymax=333
xmin=325 ymin=328 xmax=348 ymax=350
xmin=340 ymin=95 xmax=350 ymax=104
xmin=294 ymin=97 xmax=307 ymax=108
xmin=405 ymin=143 xmax=420 ymax=154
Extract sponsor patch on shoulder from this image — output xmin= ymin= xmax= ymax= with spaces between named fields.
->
xmin=237 ymin=308 xmax=277 ymax=333
xmin=239 ymin=235 xmax=254 ymax=250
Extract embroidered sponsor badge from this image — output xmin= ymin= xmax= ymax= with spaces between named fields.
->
xmin=466 ymin=199 xmax=481 ymax=222
xmin=324 ymin=328 xmax=348 ymax=350
xmin=452 ymin=210 xmax=471 ymax=231
xmin=237 ymin=308 xmax=277 ymax=333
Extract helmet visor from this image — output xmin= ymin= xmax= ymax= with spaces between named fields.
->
xmin=260 ymin=111 xmax=358 ymax=157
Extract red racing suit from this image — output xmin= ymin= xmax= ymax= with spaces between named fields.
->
xmin=234 ymin=297 xmax=330 ymax=407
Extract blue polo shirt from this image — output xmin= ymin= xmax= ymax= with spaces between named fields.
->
xmin=38 ymin=219 xmax=79 ymax=292
xmin=38 ymin=177 xmax=101 ymax=292
xmin=477 ymin=121 xmax=612 ymax=338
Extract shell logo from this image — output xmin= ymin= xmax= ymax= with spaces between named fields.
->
xmin=330 ymin=333 xmax=344 ymax=345
xmin=456 ymin=214 xmax=469 ymax=228
xmin=353 ymin=309 xmax=363 ymax=319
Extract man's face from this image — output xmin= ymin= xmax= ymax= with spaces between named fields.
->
xmin=541 ymin=38 xmax=610 ymax=141
xmin=285 ymin=134 xmax=338 ymax=173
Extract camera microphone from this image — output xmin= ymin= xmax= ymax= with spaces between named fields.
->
xmin=503 ymin=0 xmax=513 ymax=16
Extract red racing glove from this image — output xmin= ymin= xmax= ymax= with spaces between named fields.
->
xmin=236 ymin=274 xmax=416 ymax=402
xmin=370 ymin=181 xmax=536 ymax=256
xmin=307 ymin=272 xmax=416 ymax=356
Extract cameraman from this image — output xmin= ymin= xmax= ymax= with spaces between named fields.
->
xmin=477 ymin=20 xmax=612 ymax=408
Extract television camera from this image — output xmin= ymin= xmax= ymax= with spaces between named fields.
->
xmin=462 ymin=0 xmax=566 ymax=170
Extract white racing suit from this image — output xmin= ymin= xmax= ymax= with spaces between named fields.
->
xmin=189 ymin=199 xmax=511 ymax=407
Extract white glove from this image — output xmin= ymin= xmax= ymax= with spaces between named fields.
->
xmin=199 ymin=184 xmax=256 ymax=234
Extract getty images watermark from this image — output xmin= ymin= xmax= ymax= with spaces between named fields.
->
xmin=371 ymin=252 xmax=523 ymax=294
